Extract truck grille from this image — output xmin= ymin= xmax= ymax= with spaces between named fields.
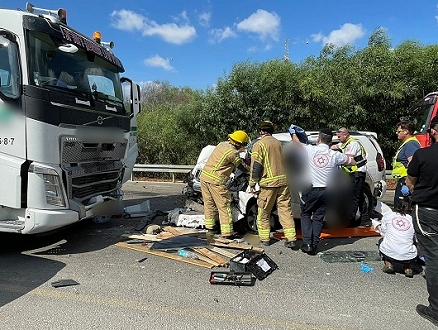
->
xmin=61 ymin=136 xmax=127 ymax=202
xmin=61 ymin=137 xmax=127 ymax=163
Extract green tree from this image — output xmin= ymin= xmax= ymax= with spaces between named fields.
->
xmin=135 ymin=30 xmax=438 ymax=167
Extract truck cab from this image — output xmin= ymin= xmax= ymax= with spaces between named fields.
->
xmin=0 ymin=4 xmax=139 ymax=234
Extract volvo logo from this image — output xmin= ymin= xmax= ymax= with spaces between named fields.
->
xmin=82 ymin=115 xmax=113 ymax=126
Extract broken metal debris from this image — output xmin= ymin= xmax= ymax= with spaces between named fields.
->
xmin=135 ymin=210 xmax=168 ymax=231
xmin=318 ymin=251 xmax=382 ymax=263
xmin=51 ymin=279 xmax=80 ymax=288
xmin=116 ymin=224 xmax=275 ymax=285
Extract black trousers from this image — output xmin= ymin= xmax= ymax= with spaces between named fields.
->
xmin=394 ymin=177 xmax=406 ymax=209
xmin=300 ymin=188 xmax=326 ymax=247
xmin=349 ymin=172 xmax=368 ymax=223
xmin=413 ymin=205 xmax=438 ymax=317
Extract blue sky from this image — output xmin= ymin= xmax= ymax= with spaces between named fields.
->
xmin=4 ymin=1 xmax=438 ymax=90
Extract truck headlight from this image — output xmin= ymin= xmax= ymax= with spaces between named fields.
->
xmin=43 ymin=174 xmax=66 ymax=207
xmin=29 ymin=165 xmax=66 ymax=207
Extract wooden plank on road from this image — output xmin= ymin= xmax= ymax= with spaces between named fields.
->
xmin=210 ymin=239 xmax=264 ymax=253
xmin=194 ymin=248 xmax=229 ymax=266
xmin=115 ymin=242 xmax=214 ymax=269
xmin=207 ymin=246 xmax=239 ymax=258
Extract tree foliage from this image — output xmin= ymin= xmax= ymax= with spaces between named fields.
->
xmin=136 ymin=29 xmax=438 ymax=165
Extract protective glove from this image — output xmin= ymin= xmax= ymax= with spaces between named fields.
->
xmin=401 ymin=184 xmax=410 ymax=196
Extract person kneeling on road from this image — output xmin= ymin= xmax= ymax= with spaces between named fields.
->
xmin=200 ymin=130 xmax=250 ymax=239
xmin=372 ymin=196 xmax=422 ymax=278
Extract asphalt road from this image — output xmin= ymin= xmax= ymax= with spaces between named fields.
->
xmin=0 ymin=182 xmax=435 ymax=330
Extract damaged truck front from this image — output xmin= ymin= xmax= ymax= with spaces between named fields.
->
xmin=0 ymin=4 xmax=140 ymax=234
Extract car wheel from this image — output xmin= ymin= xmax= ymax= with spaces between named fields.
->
xmin=234 ymin=198 xmax=279 ymax=234
xmin=244 ymin=199 xmax=259 ymax=234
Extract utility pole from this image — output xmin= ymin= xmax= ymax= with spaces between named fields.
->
xmin=283 ymin=39 xmax=289 ymax=62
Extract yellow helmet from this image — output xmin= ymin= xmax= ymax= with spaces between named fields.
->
xmin=228 ymin=130 xmax=249 ymax=145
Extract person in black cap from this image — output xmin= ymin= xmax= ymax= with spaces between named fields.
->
xmin=249 ymin=121 xmax=297 ymax=248
xmin=291 ymin=128 xmax=362 ymax=254
xmin=406 ymin=115 xmax=438 ymax=326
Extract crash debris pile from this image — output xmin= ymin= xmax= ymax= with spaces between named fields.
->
xmin=124 ymin=199 xmax=206 ymax=229
xmin=116 ymin=225 xmax=277 ymax=285
xmin=118 ymin=200 xmax=278 ymax=285
xmin=117 ymin=225 xmax=263 ymax=269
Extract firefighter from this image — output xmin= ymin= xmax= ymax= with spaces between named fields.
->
xmin=200 ymin=130 xmax=250 ymax=238
xmin=332 ymin=127 xmax=369 ymax=226
xmin=392 ymin=120 xmax=421 ymax=209
xmin=249 ymin=121 xmax=297 ymax=248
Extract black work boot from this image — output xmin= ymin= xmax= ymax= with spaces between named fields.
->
xmin=300 ymin=243 xmax=312 ymax=253
xmin=284 ymin=239 xmax=296 ymax=249
xmin=416 ymin=305 xmax=438 ymax=326
xmin=260 ymin=240 xmax=271 ymax=246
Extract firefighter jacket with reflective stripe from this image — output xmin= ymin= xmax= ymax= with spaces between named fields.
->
xmin=250 ymin=135 xmax=287 ymax=188
xmin=391 ymin=136 xmax=420 ymax=179
xmin=340 ymin=137 xmax=366 ymax=174
xmin=200 ymin=141 xmax=244 ymax=185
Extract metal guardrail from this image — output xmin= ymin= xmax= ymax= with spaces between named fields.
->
xmin=132 ymin=164 xmax=194 ymax=182
xmin=132 ymin=165 xmax=393 ymax=182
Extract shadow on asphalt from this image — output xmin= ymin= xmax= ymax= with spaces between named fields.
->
xmin=0 ymin=192 xmax=187 ymax=307
xmin=0 ymin=252 xmax=66 ymax=308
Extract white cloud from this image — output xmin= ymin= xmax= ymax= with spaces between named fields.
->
xmin=143 ymin=55 xmax=175 ymax=71
xmin=110 ymin=9 xmax=144 ymax=31
xmin=208 ymin=27 xmax=237 ymax=43
xmin=142 ymin=23 xmax=196 ymax=44
xmin=198 ymin=12 xmax=211 ymax=27
xmin=311 ymin=23 xmax=365 ymax=47
xmin=180 ymin=11 xmax=189 ymax=23
xmin=111 ymin=9 xmax=196 ymax=45
xmin=236 ymin=9 xmax=280 ymax=42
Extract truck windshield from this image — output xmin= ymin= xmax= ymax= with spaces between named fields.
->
xmin=0 ymin=35 xmax=20 ymax=99
xmin=27 ymin=30 xmax=123 ymax=103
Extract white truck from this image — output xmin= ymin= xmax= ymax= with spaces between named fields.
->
xmin=0 ymin=3 xmax=140 ymax=234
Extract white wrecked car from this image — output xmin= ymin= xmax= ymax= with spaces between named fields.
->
xmin=184 ymin=131 xmax=387 ymax=233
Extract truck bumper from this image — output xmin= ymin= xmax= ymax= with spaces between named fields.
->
xmin=22 ymin=199 xmax=124 ymax=234
xmin=22 ymin=208 xmax=80 ymax=234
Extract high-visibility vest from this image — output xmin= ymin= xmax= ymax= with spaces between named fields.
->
xmin=391 ymin=136 xmax=420 ymax=179
xmin=340 ymin=137 xmax=366 ymax=174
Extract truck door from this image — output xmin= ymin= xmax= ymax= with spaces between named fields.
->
xmin=121 ymin=77 xmax=140 ymax=183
